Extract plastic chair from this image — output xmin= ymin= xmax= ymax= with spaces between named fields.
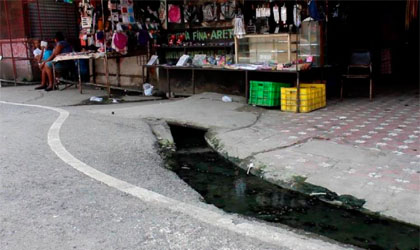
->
xmin=341 ymin=50 xmax=373 ymax=100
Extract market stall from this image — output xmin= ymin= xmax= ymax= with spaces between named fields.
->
xmin=141 ymin=0 xmax=325 ymax=112
xmin=75 ymin=0 xmax=165 ymax=93
xmin=73 ymin=0 xmax=326 ymax=111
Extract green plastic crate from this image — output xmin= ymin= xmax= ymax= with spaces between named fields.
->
xmin=248 ymin=81 xmax=291 ymax=107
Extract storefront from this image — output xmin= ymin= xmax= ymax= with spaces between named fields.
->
xmin=77 ymin=0 xmax=322 ymax=100
xmin=1 ymin=0 xmax=418 ymax=109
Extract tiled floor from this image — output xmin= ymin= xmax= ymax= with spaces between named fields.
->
xmin=262 ymin=92 xmax=420 ymax=157
xmin=249 ymin=92 xmax=420 ymax=196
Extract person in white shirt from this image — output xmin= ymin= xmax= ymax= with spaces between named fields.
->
xmin=33 ymin=39 xmax=42 ymax=63
xmin=34 ymin=40 xmax=52 ymax=90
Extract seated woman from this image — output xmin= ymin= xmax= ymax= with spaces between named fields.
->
xmin=40 ymin=32 xmax=73 ymax=91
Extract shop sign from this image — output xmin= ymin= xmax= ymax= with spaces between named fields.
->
xmin=169 ymin=28 xmax=234 ymax=42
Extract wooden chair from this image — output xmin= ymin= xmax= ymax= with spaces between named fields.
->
xmin=341 ymin=50 xmax=373 ymax=101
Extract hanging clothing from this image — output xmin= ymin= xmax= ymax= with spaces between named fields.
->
xmin=168 ymin=4 xmax=181 ymax=23
xmin=405 ymin=0 xmax=419 ymax=30
xmin=191 ymin=5 xmax=201 ymax=23
xmin=95 ymin=32 xmax=104 ymax=48
xmin=79 ymin=33 xmax=87 ymax=47
xmin=112 ymin=32 xmax=128 ymax=54
xmin=308 ymin=0 xmax=320 ymax=21
xmin=233 ymin=16 xmax=246 ymax=38
xmin=159 ymin=1 xmax=167 ymax=29
xmin=97 ymin=18 xmax=104 ymax=31
xmin=265 ymin=5 xmax=271 ymax=17
xmin=138 ymin=29 xmax=149 ymax=46
xmin=293 ymin=4 xmax=302 ymax=27
xmin=220 ymin=1 xmax=236 ymax=20
xmin=281 ymin=4 xmax=287 ymax=23
xmin=273 ymin=5 xmax=280 ymax=24
xmin=184 ymin=4 xmax=192 ymax=23
xmin=202 ymin=3 xmax=217 ymax=22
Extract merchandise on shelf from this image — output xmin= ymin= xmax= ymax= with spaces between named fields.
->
xmin=78 ymin=0 xmax=162 ymax=54
xmin=168 ymin=4 xmax=181 ymax=23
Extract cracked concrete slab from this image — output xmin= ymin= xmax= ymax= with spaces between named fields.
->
xmin=91 ymin=92 xmax=258 ymax=129
xmin=82 ymin=91 xmax=420 ymax=226
xmin=236 ymin=138 xmax=420 ymax=225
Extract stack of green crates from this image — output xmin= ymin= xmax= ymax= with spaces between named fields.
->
xmin=248 ymin=81 xmax=291 ymax=107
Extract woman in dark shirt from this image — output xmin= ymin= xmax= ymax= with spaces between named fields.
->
xmin=40 ymin=32 xmax=73 ymax=91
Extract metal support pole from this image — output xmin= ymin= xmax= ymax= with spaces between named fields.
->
xmin=36 ymin=0 xmax=43 ymax=39
xmin=167 ymin=68 xmax=171 ymax=97
xmin=77 ymin=60 xmax=82 ymax=94
xmin=64 ymin=2 xmax=70 ymax=39
xmin=91 ymin=58 xmax=96 ymax=84
xmin=4 ymin=0 xmax=18 ymax=85
xmin=142 ymin=65 xmax=145 ymax=85
xmin=101 ymin=0 xmax=110 ymax=97
xmin=325 ymin=0 xmax=328 ymax=66
xmin=295 ymin=0 xmax=300 ymax=113
xmin=245 ymin=70 xmax=249 ymax=100
xmin=103 ymin=56 xmax=110 ymax=97
xmin=192 ymin=69 xmax=195 ymax=94
xmin=24 ymin=39 xmax=29 ymax=63
xmin=116 ymin=57 xmax=121 ymax=87
xmin=52 ymin=62 xmax=56 ymax=89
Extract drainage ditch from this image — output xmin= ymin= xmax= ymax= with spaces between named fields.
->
xmin=165 ymin=125 xmax=419 ymax=250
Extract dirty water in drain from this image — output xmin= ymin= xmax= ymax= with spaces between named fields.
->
xmin=167 ymin=125 xmax=419 ymax=250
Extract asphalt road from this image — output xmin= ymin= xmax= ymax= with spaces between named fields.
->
xmin=0 ymin=97 xmax=344 ymax=250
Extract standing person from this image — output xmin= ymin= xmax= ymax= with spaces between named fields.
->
xmin=40 ymin=32 xmax=73 ymax=92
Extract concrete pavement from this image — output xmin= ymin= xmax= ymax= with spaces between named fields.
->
xmin=86 ymin=91 xmax=420 ymax=226
xmin=1 ymin=86 xmax=350 ymax=249
xmin=0 ymin=84 xmax=162 ymax=107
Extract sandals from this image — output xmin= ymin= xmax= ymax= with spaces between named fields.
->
xmin=45 ymin=86 xmax=54 ymax=92
xmin=34 ymin=85 xmax=46 ymax=90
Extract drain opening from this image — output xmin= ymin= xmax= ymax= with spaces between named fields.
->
xmin=166 ymin=125 xmax=419 ymax=250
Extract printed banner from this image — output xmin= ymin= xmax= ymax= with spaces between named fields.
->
xmin=169 ymin=28 xmax=234 ymax=42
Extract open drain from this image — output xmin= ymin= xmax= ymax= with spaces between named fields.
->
xmin=165 ymin=125 xmax=419 ymax=250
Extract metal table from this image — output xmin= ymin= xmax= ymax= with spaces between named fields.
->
xmin=142 ymin=64 xmax=301 ymax=100
xmin=52 ymin=53 xmax=98 ymax=94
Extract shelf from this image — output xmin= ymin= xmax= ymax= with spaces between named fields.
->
xmin=238 ymin=41 xmax=291 ymax=45
xmin=239 ymin=51 xmax=298 ymax=54
xmin=161 ymin=45 xmax=233 ymax=49
xmin=235 ymin=33 xmax=299 ymax=64
xmin=240 ymin=50 xmax=288 ymax=54
xmin=167 ymin=25 xmax=234 ymax=32
xmin=242 ymin=33 xmax=297 ymax=38
xmin=299 ymin=54 xmax=320 ymax=57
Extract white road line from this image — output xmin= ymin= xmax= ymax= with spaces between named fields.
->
xmin=0 ymin=101 xmax=345 ymax=250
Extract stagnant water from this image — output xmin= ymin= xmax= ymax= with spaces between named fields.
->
xmin=168 ymin=125 xmax=419 ymax=250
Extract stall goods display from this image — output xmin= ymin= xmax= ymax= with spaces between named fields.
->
xmin=78 ymin=0 xmax=163 ymax=54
